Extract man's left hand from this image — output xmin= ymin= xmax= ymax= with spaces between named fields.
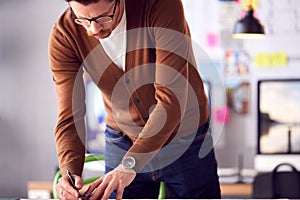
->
xmin=85 ymin=165 xmax=136 ymax=200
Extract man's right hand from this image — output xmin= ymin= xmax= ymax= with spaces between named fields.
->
xmin=56 ymin=174 xmax=83 ymax=200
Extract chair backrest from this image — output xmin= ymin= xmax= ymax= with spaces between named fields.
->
xmin=52 ymin=154 xmax=104 ymax=199
xmin=53 ymin=154 xmax=165 ymax=199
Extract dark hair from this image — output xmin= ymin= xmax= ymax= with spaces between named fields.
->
xmin=65 ymin=0 xmax=113 ymax=5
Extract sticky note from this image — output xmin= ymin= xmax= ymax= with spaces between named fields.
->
xmin=214 ymin=106 xmax=229 ymax=124
xmin=255 ymin=53 xmax=270 ymax=67
xmin=254 ymin=52 xmax=288 ymax=67
xmin=271 ymin=52 xmax=288 ymax=66
xmin=242 ymin=0 xmax=258 ymax=9
xmin=206 ymin=32 xmax=220 ymax=48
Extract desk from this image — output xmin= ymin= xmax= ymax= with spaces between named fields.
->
xmin=220 ymin=183 xmax=253 ymax=198
xmin=27 ymin=181 xmax=253 ymax=198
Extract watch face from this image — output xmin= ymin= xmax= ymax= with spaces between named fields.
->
xmin=122 ymin=156 xmax=136 ymax=169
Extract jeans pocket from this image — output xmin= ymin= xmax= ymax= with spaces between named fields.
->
xmin=105 ymin=125 xmax=125 ymax=143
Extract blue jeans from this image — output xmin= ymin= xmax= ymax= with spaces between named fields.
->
xmin=104 ymin=122 xmax=221 ymax=199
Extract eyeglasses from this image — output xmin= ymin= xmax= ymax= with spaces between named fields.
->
xmin=70 ymin=0 xmax=120 ymax=26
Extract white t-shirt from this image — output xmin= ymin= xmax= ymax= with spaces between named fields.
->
xmin=99 ymin=4 xmax=127 ymax=71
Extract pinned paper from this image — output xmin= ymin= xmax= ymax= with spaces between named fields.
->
xmin=254 ymin=53 xmax=270 ymax=67
xmin=206 ymin=32 xmax=220 ymax=48
xmin=271 ymin=52 xmax=288 ymax=66
xmin=255 ymin=52 xmax=288 ymax=67
xmin=241 ymin=0 xmax=258 ymax=10
xmin=214 ymin=106 xmax=229 ymax=124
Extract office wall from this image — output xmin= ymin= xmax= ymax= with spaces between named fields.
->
xmin=182 ymin=0 xmax=300 ymax=170
xmin=1 ymin=0 xmax=300 ymax=198
xmin=0 ymin=0 xmax=66 ymax=197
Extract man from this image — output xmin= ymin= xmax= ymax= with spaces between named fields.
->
xmin=49 ymin=0 xmax=221 ymax=199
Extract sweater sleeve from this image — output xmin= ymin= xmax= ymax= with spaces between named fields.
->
xmin=48 ymin=22 xmax=86 ymax=177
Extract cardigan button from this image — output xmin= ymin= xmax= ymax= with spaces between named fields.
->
xmin=134 ymin=99 xmax=140 ymax=104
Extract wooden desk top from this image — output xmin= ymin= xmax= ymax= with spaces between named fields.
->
xmin=28 ymin=181 xmax=253 ymax=198
xmin=220 ymin=183 xmax=252 ymax=196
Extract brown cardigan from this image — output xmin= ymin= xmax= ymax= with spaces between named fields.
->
xmin=48 ymin=0 xmax=209 ymax=176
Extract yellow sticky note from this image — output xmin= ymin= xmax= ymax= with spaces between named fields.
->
xmin=255 ymin=52 xmax=288 ymax=67
xmin=242 ymin=0 xmax=259 ymax=10
xmin=255 ymin=53 xmax=271 ymax=67
xmin=271 ymin=52 xmax=288 ymax=66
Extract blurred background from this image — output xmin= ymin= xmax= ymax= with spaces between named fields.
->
xmin=0 ymin=0 xmax=66 ymax=197
xmin=1 ymin=0 xmax=300 ymax=198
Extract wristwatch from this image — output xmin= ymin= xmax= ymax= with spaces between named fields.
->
xmin=122 ymin=156 xmax=138 ymax=172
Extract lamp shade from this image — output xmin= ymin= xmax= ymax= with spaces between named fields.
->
xmin=232 ymin=9 xmax=266 ymax=39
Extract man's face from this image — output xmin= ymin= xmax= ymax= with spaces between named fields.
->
xmin=69 ymin=0 xmax=120 ymax=39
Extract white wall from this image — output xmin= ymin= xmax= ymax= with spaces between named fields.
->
xmin=1 ymin=0 xmax=300 ymax=197
xmin=182 ymin=0 xmax=300 ymax=170
xmin=0 ymin=0 xmax=66 ymax=197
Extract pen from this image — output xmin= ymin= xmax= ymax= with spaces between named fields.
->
xmin=67 ymin=170 xmax=93 ymax=200
xmin=67 ymin=169 xmax=78 ymax=190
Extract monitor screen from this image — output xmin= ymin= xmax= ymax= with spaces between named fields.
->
xmin=85 ymin=79 xmax=106 ymax=154
xmin=257 ymin=79 xmax=300 ymax=154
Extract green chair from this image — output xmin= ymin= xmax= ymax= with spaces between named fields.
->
xmin=158 ymin=182 xmax=165 ymax=199
xmin=52 ymin=154 xmax=165 ymax=199
xmin=52 ymin=154 xmax=104 ymax=199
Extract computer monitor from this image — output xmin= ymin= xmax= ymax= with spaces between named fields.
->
xmin=85 ymin=79 xmax=106 ymax=154
xmin=255 ymin=78 xmax=300 ymax=171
